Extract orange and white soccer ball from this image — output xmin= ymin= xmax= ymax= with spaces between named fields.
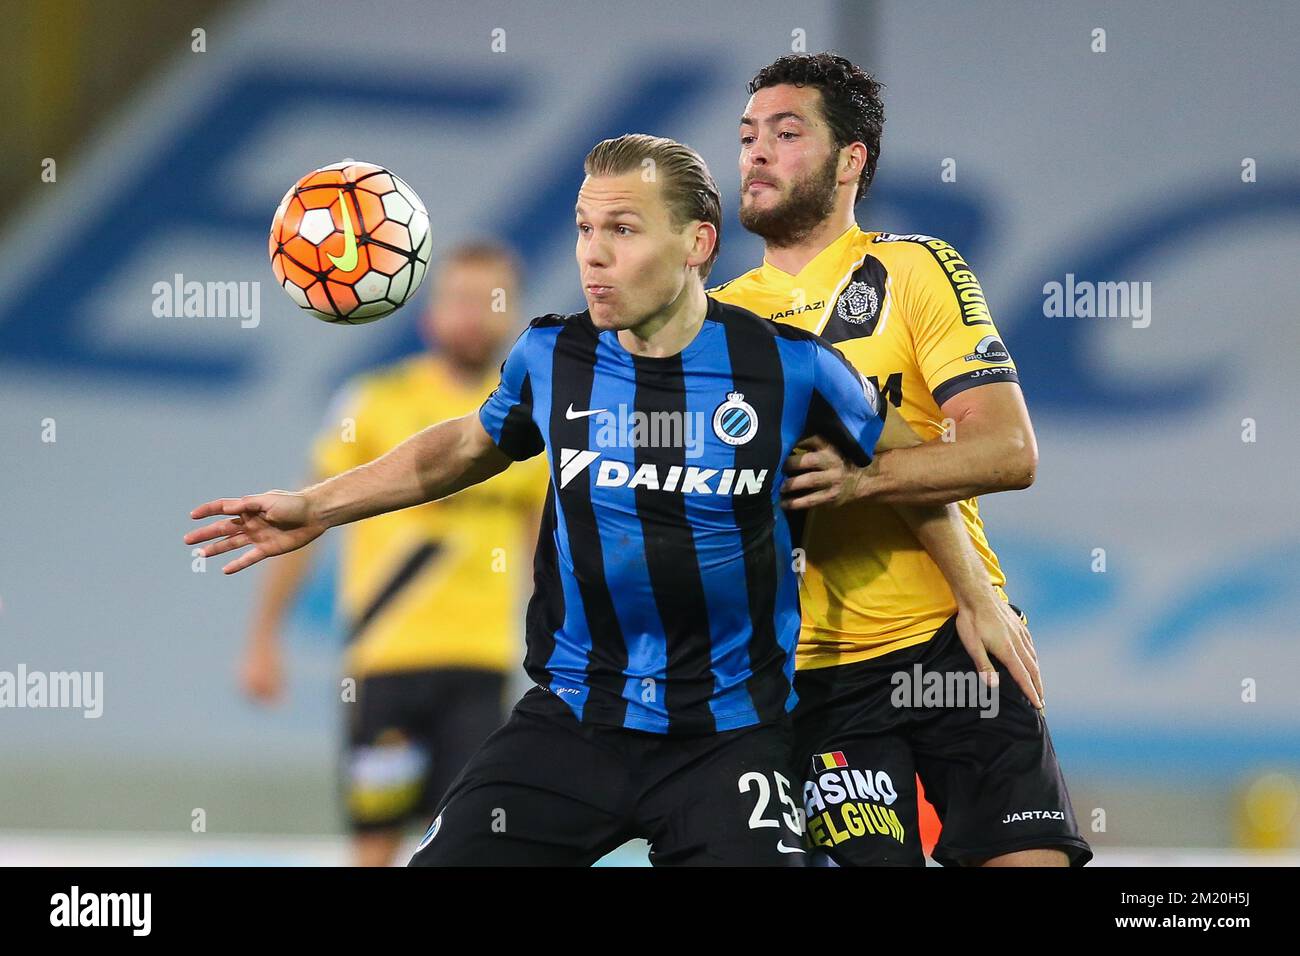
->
xmin=269 ymin=160 xmax=432 ymax=323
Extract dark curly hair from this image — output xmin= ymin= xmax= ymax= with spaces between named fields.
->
xmin=748 ymin=52 xmax=885 ymax=203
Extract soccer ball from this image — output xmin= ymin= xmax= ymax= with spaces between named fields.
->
xmin=268 ymin=160 xmax=432 ymax=324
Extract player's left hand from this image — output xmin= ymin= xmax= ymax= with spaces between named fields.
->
xmin=780 ymin=436 xmax=863 ymax=510
xmin=955 ymin=600 xmax=1044 ymax=710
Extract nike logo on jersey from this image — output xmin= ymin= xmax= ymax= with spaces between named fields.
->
xmin=777 ymin=841 xmax=806 ymax=854
xmin=565 ymin=403 xmax=608 ymax=420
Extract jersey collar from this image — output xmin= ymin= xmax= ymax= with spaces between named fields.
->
xmin=758 ymin=223 xmax=865 ymax=287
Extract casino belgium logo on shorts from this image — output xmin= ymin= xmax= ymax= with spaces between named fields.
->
xmin=804 ymin=751 xmax=907 ymax=849
xmin=712 ymin=392 xmax=758 ymax=446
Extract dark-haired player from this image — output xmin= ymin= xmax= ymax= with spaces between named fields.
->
xmin=189 ymin=133 xmax=968 ymax=865
xmin=710 ymin=53 xmax=1092 ymax=866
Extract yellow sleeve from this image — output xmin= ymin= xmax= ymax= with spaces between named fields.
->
xmin=310 ymin=381 xmax=374 ymax=478
xmin=894 ymin=236 xmax=1020 ymax=408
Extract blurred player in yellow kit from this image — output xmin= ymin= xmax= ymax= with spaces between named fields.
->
xmin=240 ymin=242 xmax=546 ymax=866
xmin=710 ymin=54 xmax=1091 ymax=866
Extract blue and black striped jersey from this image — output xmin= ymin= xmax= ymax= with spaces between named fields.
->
xmin=479 ymin=296 xmax=887 ymax=734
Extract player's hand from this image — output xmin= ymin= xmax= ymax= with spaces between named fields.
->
xmin=240 ymin=637 xmax=285 ymax=705
xmin=954 ymin=600 xmax=1044 ymax=710
xmin=780 ymin=436 xmax=864 ymax=510
xmin=185 ymin=491 xmax=326 ymax=574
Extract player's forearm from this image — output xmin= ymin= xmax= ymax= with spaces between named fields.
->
xmin=859 ymin=429 xmax=1036 ymax=506
xmin=893 ymin=502 xmax=999 ymax=612
xmin=249 ymin=539 xmax=316 ymax=640
xmin=308 ymin=414 xmax=505 ymax=528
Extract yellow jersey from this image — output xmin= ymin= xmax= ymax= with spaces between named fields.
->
xmin=312 ymin=354 xmax=548 ymax=677
xmin=709 ymin=226 xmax=1017 ymax=669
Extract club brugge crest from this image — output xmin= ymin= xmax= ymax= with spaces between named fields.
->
xmin=713 ymin=391 xmax=758 ymax=446
xmin=836 ymin=281 xmax=879 ymax=325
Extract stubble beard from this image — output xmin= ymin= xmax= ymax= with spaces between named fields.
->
xmin=737 ymin=152 xmax=839 ymax=248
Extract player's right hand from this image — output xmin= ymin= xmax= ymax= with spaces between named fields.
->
xmin=185 ymin=491 xmax=326 ymax=574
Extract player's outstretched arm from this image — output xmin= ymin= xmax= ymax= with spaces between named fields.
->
xmin=185 ymin=413 xmax=512 ymax=574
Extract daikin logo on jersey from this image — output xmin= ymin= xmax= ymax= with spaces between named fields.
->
xmin=558 ymin=449 xmax=768 ymax=496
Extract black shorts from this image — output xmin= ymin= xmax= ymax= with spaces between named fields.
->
xmin=792 ymin=608 xmax=1093 ymax=867
xmin=408 ymin=685 xmax=806 ymax=866
xmin=343 ymin=668 xmax=506 ymax=832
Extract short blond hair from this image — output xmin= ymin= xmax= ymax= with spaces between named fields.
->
xmin=583 ymin=133 xmax=722 ymax=280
